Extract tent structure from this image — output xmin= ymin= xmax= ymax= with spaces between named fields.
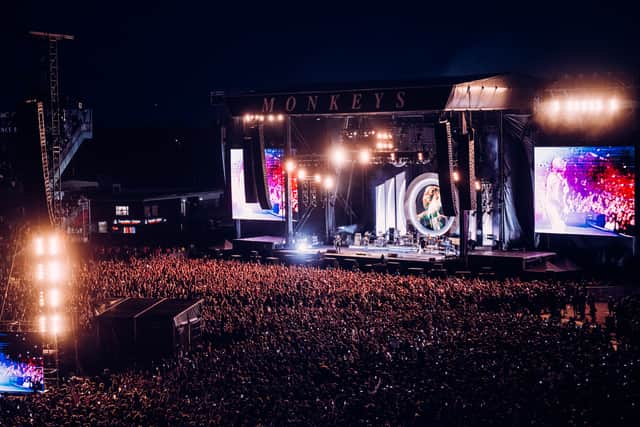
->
xmin=95 ymin=297 xmax=203 ymax=363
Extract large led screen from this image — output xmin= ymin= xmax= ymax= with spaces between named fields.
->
xmin=231 ymin=148 xmax=297 ymax=221
xmin=534 ymin=146 xmax=635 ymax=236
xmin=0 ymin=333 xmax=44 ymax=393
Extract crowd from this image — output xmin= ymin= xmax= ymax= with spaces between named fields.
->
xmin=563 ymin=159 xmax=635 ymax=233
xmin=0 ymin=254 xmax=638 ymax=425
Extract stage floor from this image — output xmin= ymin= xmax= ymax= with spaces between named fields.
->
xmin=277 ymin=245 xmax=558 ymax=273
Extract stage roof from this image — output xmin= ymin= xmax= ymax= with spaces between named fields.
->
xmin=214 ymin=73 xmax=542 ymax=117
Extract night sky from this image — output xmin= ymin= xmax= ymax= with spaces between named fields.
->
xmin=2 ymin=1 xmax=637 ymax=187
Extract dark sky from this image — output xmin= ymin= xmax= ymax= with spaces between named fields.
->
xmin=2 ymin=1 xmax=637 ymax=129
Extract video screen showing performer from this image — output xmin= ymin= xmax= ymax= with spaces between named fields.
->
xmin=0 ymin=333 xmax=44 ymax=393
xmin=417 ymin=185 xmax=448 ymax=233
xmin=535 ymin=146 xmax=635 ymax=236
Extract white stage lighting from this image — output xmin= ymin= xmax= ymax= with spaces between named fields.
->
xmin=330 ymin=146 xmax=347 ymax=168
xmin=323 ymin=175 xmax=335 ymax=190
xmin=358 ymin=149 xmax=371 ymax=164
xmin=475 ymin=180 xmax=481 ymax=191
xmin=314 ymin=173 xmax=322 ymax=183
xmin=48 ymin=261 xmax=63 ymax=283
xmin=39 ymin=315 xmax=46 ymax=333
xmin=267 ymin=114 xmax=275 ymax=122
xmin=297 ymin=169 xmax=306 ymax=180
xmin=35 ymin=263 xmax=45 ymax=281
xmin=285 ymin=159 xmax=296 ymax=173
xmin=34 ymin=236 xmax=44 ymax=256
xmin=48 ymin=234 xmax=59 ymax=256
xmin=452 ymin=171 xmax=460 ymax=182
xmin=48 ymin=288 xmax=61 ymax=308
xmin=50 ymin=314 xmax=61 ymax=335
xmin=609 ymin=98 xmax=619 ymax=112
xmin=277 ymin=114 xmax=284 ymax=121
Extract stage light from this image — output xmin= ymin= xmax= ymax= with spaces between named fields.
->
xmin=323 ymin=175 xmax=334 ymax=190
xmin=39 ymin=315 xmax=46 ymax=333
xmin=297 ymin=169 xmax=306 ymax=180
xmin=330 ymin=145 xmax=347 ymax=168
xmin=285 ymin=159 xmax=296 ymax=173
xmin=39 ymin=290 xmax=45 ymax=308
xmin=475 ymin=180 xmax=481 ymax=191
xmin=390 ymin=152 xmax=396 ymax=161
xmin=48 ymin=261 xmax=63 ymax=283
xmin=277 ymin=114 xmax=284 ymax=121
xmin=50 ymin=314 xmax=61 ymax=335
xmin=452 ymin=171 xmax=460 ymax=182
xmin=314 ymin=173 xmax=322 ymax=183
xmin=34 ymin=236 xmax=44 ymax=256
xmin=48 ymin=288 xmax=61 ymax=308
xmin=48 ymin=234 xmax=59 ymax=256
xmin=609 ymin=98 xmax=619 ymax=112
xmin=35 ymin=263 xmax=45 ymax=281
xmin=267 ymin=114 xmax=275 ymax=122
xmin=376 ymin=142 xmax=383 ymax=150
xmin=550 ymin=99 xmax=560 ymax=114
xmin=243 ymin=114 xmax=251 ymax=122
xmin=358 ymin=148 xmax=371 ymax=164
xmin=296 ymin=240 xmax=309 ymax=251
xmin=417 ymin=152 xmax=424 ymax=162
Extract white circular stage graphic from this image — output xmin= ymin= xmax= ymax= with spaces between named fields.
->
xmin=404 ymin=172 xmax=455 ymax=236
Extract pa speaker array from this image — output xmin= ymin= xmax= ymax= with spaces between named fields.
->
xmin=457 ymin=130 xmax=477 ymax=211
xmin=435 ymin=120 xmax=457 ymax=216
xmin=242 ymin=125 xmax=272 ymax=210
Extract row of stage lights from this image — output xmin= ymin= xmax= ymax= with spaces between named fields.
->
xmin=33 ymin=233 xmax=67 ymax=335
xmin=543 ymin=97 xmax=620 ymax=116
xmin=284 ymin=160 xmax=335 ymax=190
xmin=243 ymin=113 xmax=285 ymax=123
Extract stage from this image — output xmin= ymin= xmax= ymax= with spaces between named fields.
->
xmin=270 ymin=243 xmax=558 ymax=275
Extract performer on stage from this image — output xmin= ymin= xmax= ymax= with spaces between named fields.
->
xmin=334 ymin=234 xmax=342 ymax=253
xmin=543 ymin=157 xmax=570 ymax=232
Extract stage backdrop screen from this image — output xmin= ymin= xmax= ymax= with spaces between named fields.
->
xmin=534 ymin=146 xmax=635 ymax=236
xmin=231 ymin=148 xmax=297 ymax=221
xmin=0 ymin=332 xmax=44 ymax=394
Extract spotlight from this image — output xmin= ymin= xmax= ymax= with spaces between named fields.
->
xmin=314 ymin=173 xmax=322 ymax=183
xmin=243 ymin=114 xmax=252 ymax=122
xmin=39 ymin=290 xmax=44 ymax=308
xmin=609 ymin=98 xmax=619 ymax=112
xmin=35 ymin=263 xmax=45 ymax=281
xmin=297 ymin=169 xmax=306 ymax=180
xmin=277 ymin=114 xmax=284 ymax=121
xmin=48 ymin=261 xmax=62 ymax=283
xmin=358 ymin=148 xmax=371 ymax=164
xmin=330 ymin=146 xmax=347 ymax=168
xmin=417 ymin=152 xmax=424 ymax=162
xmin=453 ymin=171 xmax=460 ymax=182
xmin=376 ymin=142 xmax=383 ymax=150
xmin=34 ymin=237 xmax=44 ymax=256
xmin=390 ymin=152 xmax=395 ymax=161
xmin=475 ymin=180 xmax=481 ymax=191
xmin=323 ymin=175 xmax=334 ymax=190
xmin=267 ymin=114 xmax=275 ymax=122
xmin=48 ymin=288 xmax=61 ymax=308
xmin=550 ymin=99 xmax=560 ymax=114
xmin=48 ymin=234 xmax=59 ymax=256
xmin=39 ymin=315 xmax=46 ymax=333
xmin=50 ymin=314 xmax=61 ymax=335
xmin=285 ymin=159 xmax=296 ymax=173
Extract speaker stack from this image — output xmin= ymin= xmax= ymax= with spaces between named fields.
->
xmin=435 ymin=120 xmax=457 ymax=216
xmin=457 ymin=129 xmax=477 ymax=211
xmin=243 ymin=124 xmax=272 ymax=210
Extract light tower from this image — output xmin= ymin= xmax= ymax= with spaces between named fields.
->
xmin=29 ymin=31 xmax=75 ymax=227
